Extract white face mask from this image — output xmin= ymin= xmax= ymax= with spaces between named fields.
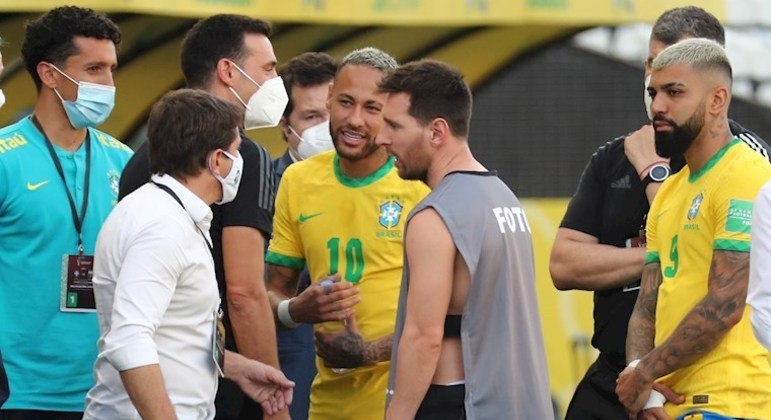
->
xmin=210 ymin=149 xmax=244 ymax=205
xmin=227 ymin=61 xmax=288 ymax=130
xmin=289 ymin=119 xmax=334 ymax=160
xmin=644 ymin=74 xmax=653 ymax=121
xmin=0 ymin=89 xmax=6 ymax=109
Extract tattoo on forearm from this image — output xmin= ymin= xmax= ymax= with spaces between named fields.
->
xmin=643 ymin=251 xmax=748 ymax=380
xmin=331 ymin=332 xmax=367 ymax=367
xmin=364 ymin=335 xmax=392 ymax=365
xmin=267 ymin=264 xmax=298 ymax=298
xmin=626 ymin=263 xmax=662 ymax=362
xmin=322 ymin=333 xmax=392 ymax=367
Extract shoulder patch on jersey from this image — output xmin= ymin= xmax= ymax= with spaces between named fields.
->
xmin=726 ymin=199 xmax=753 ymax=234
xmin=0 ymin=133 xmax=29 ymax=155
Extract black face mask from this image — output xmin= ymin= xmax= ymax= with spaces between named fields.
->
xmin=653 ymin=108 xmax=705 ymax=158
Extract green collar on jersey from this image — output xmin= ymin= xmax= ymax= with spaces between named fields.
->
xmin=333 ymin=153 xmax=395 ymax=188
xmin=688 ymin=138 xmax=741 ymax=183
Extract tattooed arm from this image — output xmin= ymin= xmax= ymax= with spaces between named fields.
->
xmin=314 ymin=320 xmax=392 ymax=368
xmin=637 ymin=250 xmax=748 ymax=380
xmin=267 ymin=263 xmax=301 ymax=329
xmin=618 ymin=251 xmax=749 ymax=415
xmin=626 ymin=262 xmax=663 ymax=362
xmin=616 ymin=262 xmax=663 ymax=415
xmin=267 ymin=264 xmax=360 ymax=328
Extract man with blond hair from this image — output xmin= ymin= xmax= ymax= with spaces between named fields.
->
xmin=616 ymin=38 xmax=771 ymax=419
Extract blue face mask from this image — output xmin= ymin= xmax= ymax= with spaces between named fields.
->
xmin=49 ymin=64 xmax=115 ymax=129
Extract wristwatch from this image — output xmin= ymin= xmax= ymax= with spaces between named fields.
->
xmin=642 ymin=163 xmax=670 ymax=188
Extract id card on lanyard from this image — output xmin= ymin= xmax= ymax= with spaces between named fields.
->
xmin=213 ymin=308 xmax=226 ymax=377
xmin=32 ymin=116 xmax=97 ymax=312
xmin=152 ymin=181 xmax=226 ymax=377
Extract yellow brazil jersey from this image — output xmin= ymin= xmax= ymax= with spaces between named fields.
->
xmin=645 ymin=139 xmax=771 ymax=418
xmin=267 ymin=150 xmax=429 ymax=420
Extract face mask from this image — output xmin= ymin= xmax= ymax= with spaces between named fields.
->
xmin=210 ymin=149 xmax=244 ymax=205
xmin=290 ymin=120 xmax=334 ymax=160
xmin=0 ymin=89 xmax=6 ymax=109
xmin=49 ymin=64 xmax=115 ymax=129
xmin=227 ymin=61 xmax=288 ymax=130
xmin=644 ymin=74 xmax=653 ymax=121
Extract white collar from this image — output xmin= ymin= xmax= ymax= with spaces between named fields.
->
xmin=150 ymin=173 xmax=212 ymax=227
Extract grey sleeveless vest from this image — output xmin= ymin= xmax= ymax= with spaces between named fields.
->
xmin=387 ymin=172 xmax=553 ymax=420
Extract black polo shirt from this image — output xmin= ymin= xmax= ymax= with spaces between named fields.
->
xmin=559 ymin=120 xmax=768 ymax=369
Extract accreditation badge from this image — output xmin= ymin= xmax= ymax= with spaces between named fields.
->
xmin=212 ymin=309 xmax=226 ymax=377
xmin=60 ymin=254 xmax=96 ymax=312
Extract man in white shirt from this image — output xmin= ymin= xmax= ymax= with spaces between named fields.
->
xmin=84 ymin=89 xmax=294 ymax=419
xmin=749 ymin=181 xmax=771 ymax=350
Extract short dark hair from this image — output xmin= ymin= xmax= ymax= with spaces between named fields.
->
xmin=21 ymin=6 xmax=121 ymax=90
xmin=148 ymin=89 xmax=243 ymax=178
xmin=278 ymin=52 xmax=337 ymax=118
xmin=652 ymin=6 xmax=725 ymax=46
xmin=181 ymin=14 xmax=271 ymax=89
xmin=378 ymin=59 xmax=472 ymax=138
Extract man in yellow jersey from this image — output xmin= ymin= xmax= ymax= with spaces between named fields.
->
xmin=616 ymin=38 xmax=771 ymax=419
xmin=265 ymin=47 xmax=430 ymax=419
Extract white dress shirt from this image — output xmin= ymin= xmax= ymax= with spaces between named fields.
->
xmin=84 ymin=174 xmax=220 ymax=420
xmin=749 ymin=181 xmax=771 ymax=350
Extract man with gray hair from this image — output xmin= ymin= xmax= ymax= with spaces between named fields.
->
xmin=265 ymin=47 xmax=429 ymax=419
xmin=616 ymin=38 xmax=771 ymax=419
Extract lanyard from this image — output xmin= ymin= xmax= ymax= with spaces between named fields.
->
xmin=151 ymin=181 xmax=213 ymax=251
xmin=31 ymin=116 xmax=91 ymax=254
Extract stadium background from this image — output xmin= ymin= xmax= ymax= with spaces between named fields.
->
xmin=1 ymin=0 xmax=768 ymax=416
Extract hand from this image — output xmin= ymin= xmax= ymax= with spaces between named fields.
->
xmin=624 ymin=125 xmax=669 ymax=177
xmin=652 ymin=382 xmax=684 ymax=405
xmin=616 ymin=364 xmax=653 ymax=418
xmin=226 ymin=352 xmax=295 ymax=416
xmin=637 ymin=382 xmax=684 ymax=419
xmin=290 ymin=274 xmax=360 ymax=324
xmin=638 ymin=407 xmax=669 ymax=420
xmin=263 ymin=410 xmax=291 ymax=420
xmin=314 ymin=316 xmax=374 ymax=368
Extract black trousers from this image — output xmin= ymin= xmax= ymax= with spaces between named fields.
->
xmin=565 ymin=353 xmax=628 ymax=420
xmin=415 ymin=384 xmax=466 ymax=420
xmin=0 ymin=411 xmax=82 ymax=420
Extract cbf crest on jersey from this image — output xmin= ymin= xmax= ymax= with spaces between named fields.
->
xmin=688 ymin=192 xmax=704 ymax=220
xmin=379 ymin=199 xmax=403 ymax=229
xmin=107 ymin=169 xmax=120 ymax=197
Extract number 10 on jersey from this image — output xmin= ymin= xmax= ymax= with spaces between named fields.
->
xmin=326 ymin=237 xmax=365 ymax=283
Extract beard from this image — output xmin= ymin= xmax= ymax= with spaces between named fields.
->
xmin=330 ymin=122 xmax=381 ymax=162
xmin=653 ymin=108 xmax=705 ymax=158
xmin=396 ymin=158 xmax=429 ymax=183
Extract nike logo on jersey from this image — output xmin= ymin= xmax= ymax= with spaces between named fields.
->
xmin=299 ymin=212 xmax=323 ymax=223
xmin=27 ymin=180 xmax=49 ymax=191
